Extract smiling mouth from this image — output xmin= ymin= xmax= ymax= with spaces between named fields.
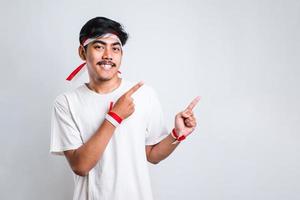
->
xmin=97 ymin=61 xmax=116 ymax=70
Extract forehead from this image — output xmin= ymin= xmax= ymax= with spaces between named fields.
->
xmin=94 ymin=36 xmax=120 ymax=45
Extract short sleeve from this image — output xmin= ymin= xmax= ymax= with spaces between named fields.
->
xmin=50 ymin=94 xmax=83 ymax=155
xmin=145 ymin=88 xmax=169 ymax=145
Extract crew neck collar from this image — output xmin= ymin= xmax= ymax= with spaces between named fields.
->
xmin=83 ymin=78 xmax=124 ymax=96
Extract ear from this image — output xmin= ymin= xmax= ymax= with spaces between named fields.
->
xmin=78 ymin=45 xmax=86 ymax=60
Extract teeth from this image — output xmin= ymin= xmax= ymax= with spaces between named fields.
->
xmin=101 ymin=64 xmax=112 ymax=70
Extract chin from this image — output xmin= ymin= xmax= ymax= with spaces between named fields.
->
xmin=95 ymin=76 xmax=111 ymax=82
xmin=92 ymin=67 xmax=119 ymax=81
xmin=96 ymin=74 xmax=118 ymax=82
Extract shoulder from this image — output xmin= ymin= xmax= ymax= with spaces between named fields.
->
xmin=53 ymin=85 xmax=86 ymax=108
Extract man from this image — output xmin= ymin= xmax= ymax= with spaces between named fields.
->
xmin=50 ymin=16 xmax=200 ymax=200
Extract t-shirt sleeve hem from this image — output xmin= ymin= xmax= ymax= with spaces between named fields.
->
xmin=145 ymin=133 xmax=169 ymax=146
xmin=50 ymin=144 xmax=82 ymax=156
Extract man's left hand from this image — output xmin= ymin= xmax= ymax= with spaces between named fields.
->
xmin=174 ymin=96 xmax=201 ymax=138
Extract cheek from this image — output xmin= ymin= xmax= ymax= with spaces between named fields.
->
xmin=115 ymin=55 xmax=122 ymax=64
xmin=87 ymin=53 xmax=101 ymax=64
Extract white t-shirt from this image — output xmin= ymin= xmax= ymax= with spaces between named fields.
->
xmin=50 ymin=79 xmax=169 ymax=200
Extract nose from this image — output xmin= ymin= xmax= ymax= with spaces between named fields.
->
xmin=102 ymin=48 xmax=112 ymax=60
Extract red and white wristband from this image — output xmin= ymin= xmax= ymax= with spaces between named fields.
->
xmin=105 ymin=111 xmax=123 ymax=127
xmin=171 ymin=128 xmax=186 ymax=144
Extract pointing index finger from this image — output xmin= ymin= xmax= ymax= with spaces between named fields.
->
xmin=126 ymin=81 xmax=144 ymax=96
xmin=186 ymin=96 xmax=201 ymax=111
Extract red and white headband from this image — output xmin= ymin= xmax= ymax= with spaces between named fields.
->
xmin=81 ymin=33 xmax=123 ymax=48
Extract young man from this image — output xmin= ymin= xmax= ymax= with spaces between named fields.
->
xmin=50 ymin=17 xmax=200 ymax=200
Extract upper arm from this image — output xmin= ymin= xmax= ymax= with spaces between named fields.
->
xmin=50 ymin=95 xmax=83 ymax=155
xmin=145 ymin=88 xmax=169 ymax=145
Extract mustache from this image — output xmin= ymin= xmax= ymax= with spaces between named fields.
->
xmin=97 ymin=60 xmax=116 ymax=67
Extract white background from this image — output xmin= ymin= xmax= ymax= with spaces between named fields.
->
xmin=0 ymin=0 xmax=299 ymax=199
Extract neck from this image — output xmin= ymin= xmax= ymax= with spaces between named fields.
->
xmin=87 ymin=77 xmax=122 ymax=94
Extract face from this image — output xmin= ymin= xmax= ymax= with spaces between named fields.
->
xmin=79 ymin=35 xmax=123 ymax=82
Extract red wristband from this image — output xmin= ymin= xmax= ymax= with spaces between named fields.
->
xmin=171 ymin=128 xmax=186 ymax=143
xmin=177 ymin=135 xmax=186 ymax=142
xmin=172 ymin=128 xmax=179 ymax=139
xmin=107 ymin=111 xmax=123 ymax=124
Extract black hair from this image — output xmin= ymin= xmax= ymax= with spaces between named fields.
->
xmin=79 ymin=17 xmax=129 ymax=46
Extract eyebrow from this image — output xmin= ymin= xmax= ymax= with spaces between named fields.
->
xmin=92 ymin=40 xmax=121 ymax=46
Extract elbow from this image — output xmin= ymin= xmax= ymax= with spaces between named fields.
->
xmin=147 ymin=152 xmax=168 ymax=165
xmin=64 ymin=150 xmax=92 ymax=176
xmin=71 ymin=165 xmax=90 ymax=177
xmin=73 ymin=169 xmax=88 ymax=177
xmin=149 ymin=160 xmax=160 ymax=165
xmin=147 ymin=156 xmax=161 ymax=165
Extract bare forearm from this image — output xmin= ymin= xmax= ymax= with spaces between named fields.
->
xmin=148 ymin=134 xmax=179 ymax=164
xmin=66 ymin=120 xmax=115 ymax=175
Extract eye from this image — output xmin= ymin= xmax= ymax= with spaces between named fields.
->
xmin=94 ymin=45 xmax=105 ymax=50
xmin=112 ymin=47 xmax=121 ymax=52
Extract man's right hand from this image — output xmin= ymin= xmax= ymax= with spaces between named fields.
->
xmin=110 ymin=81 xmax=144 ymax=119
